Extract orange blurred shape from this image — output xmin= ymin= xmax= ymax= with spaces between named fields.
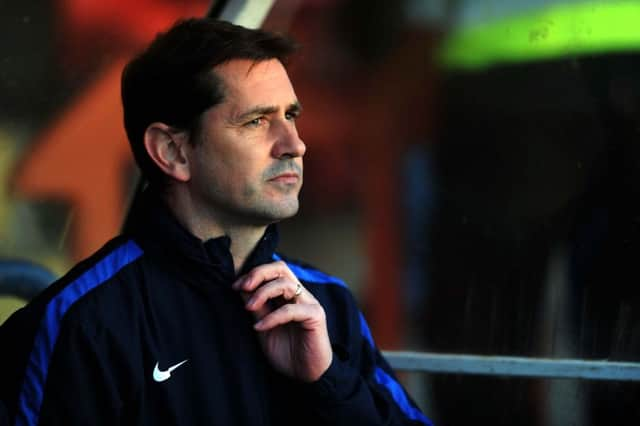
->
xmin=12 ymin=60 xmax=131 ymax=261
xmin=12 ymin=1 xmax=210 ymax=262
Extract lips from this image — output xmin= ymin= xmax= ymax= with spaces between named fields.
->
xmin=268 ymin=173 xmax=300 ymax=184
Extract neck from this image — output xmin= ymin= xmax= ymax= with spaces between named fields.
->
xmin=164 ymin=189 xmax=267 ymax=274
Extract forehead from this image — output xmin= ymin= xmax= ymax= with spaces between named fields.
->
xmin=214 ymin=59 xmax=296 ymax=106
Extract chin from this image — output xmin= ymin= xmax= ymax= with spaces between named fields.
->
xmin=235 ymin=195 xmax=299 ymax=224
xmin=260 ymin=199 xmax=300 ymax=222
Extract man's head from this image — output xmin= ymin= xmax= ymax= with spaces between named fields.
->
xmin=122 ymin=18 xmax=305 ymax=226
xmin=122 ymin=18 xmax=298 ymax=187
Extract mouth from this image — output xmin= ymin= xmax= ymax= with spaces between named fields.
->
xmin=268 ymin=173 xmax=300 ymax=184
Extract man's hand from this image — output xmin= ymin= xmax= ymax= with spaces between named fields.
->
xmin=232 ymin=261 xmax=332 ymax=382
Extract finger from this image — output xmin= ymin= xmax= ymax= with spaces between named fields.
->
xmin=254 ymin=303 xmax=326 ymax=332
xmin=244 ymin=277 xmax=288 ymax=323
xmin=245 ymin=278 xmax=300 ymax=311
xmin=232 ymin=261 xmax=293 ymax=292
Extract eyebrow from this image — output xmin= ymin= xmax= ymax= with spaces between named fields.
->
xmin=234 ymin=101 xmax=302 ymax=123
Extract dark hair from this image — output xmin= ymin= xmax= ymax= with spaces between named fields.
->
xmin=121 ymin=18 xmax=297 ymax=187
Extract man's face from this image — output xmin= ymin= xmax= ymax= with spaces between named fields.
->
xmin=186 ymin=59 xmax=305 ymax=226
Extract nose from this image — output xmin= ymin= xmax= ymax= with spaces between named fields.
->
xmin=272 ymin=121 xmax=306 ymax=159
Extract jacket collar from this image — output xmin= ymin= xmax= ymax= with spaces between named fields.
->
xmin=126 ymin=187 xmax=279 ymax=283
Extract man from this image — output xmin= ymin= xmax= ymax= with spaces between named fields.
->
xmin=0 ymin=18 xmax=432 ymax=425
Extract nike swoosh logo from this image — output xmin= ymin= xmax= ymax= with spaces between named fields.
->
xmin=153 ymin=359 xmax=188 ymax=382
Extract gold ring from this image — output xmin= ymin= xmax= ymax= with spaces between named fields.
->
xmin=294 ymin=283 xmax=303 ymax=297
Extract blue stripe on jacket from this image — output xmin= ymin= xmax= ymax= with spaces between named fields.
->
xmin=15 ymin=240 xmax=143 ymax=426
xmin=273 ymin=254 xmax=432 ymax=425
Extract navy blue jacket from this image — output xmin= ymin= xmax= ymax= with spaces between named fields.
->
xmin=0 ymin=191 xmax=432 ymax=425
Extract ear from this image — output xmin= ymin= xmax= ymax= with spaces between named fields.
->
xmin=143 ymin=123 xmax=191 ymax=182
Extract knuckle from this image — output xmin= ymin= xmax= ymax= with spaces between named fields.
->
xmin=313 ymin=304 xmax=326 ymax=319
xmin=276 ymin=260 xmax=294 ymax=275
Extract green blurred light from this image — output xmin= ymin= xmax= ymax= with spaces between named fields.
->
xmin=441 ymin=0 xmax=640 ymax=69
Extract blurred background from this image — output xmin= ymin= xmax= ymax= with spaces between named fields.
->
xmin=1 ymin=0 xmax=639 ymax=424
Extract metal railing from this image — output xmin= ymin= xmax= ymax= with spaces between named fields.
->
xmin=383 ymin=351 xmax=640 ymax=381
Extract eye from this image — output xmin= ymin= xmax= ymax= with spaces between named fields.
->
xmin=285 ymin=110 xmax=300 ymax=121
xmin=246 ymin=117 xmax=264 ymax=128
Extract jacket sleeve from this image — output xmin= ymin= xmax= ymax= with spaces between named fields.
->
xmin=2 ymin=310 xmax=124 ymax=426
xmin=302 ymin=291 xmax=433 ymax=426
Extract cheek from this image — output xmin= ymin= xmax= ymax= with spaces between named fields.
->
xmin=214 ymin=156 xmax=263 ymax=197
xmin=195 ymin=139 xmax=268 ymax=194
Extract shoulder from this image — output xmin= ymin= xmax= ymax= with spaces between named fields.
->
xmin=0 ymin=236 xmax=145 ymax=416
xmin=1 ymin=236 xmax=145 ymax=348
xmin=36 ymin=237 xmax=143 ymax=314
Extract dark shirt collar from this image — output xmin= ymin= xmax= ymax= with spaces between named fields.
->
xmin=126 ymin=187 xmax=279 ymax=283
